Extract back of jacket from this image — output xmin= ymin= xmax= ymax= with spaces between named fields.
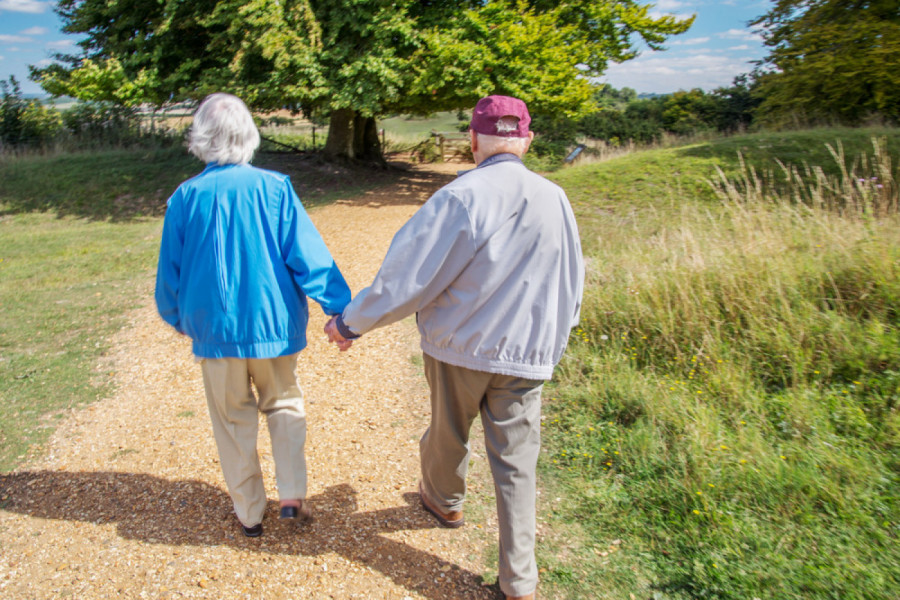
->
xmin=341 ymin=154 xmax=584 ymax=379
xmin=155 ymin=163 xmax=350 ymax=358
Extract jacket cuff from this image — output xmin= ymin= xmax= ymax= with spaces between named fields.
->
xmin=335 ymin=314 xmax=361 ymax=340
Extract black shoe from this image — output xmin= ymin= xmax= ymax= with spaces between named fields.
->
xmin=279 ymin=502 xmax=312 ymax=522
xmin=241 ymin=522 xmax=263 ymax=537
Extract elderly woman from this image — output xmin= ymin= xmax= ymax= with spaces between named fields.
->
xmin=155 ymin=93 xmax=352 ymax=537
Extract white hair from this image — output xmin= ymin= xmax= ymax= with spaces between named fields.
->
xmin=475 ymin=133 xmax=530 ymax=157
xmin=188 ymin=93 xmax=260 ymax=165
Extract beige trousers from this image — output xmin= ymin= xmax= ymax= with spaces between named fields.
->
xmin=420 ymin=354 xmax=543 ymax=598
xmin=200 ymin=354 xmax=307 ymax=527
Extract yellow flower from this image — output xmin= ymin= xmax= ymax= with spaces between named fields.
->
xmin=696 ymin=491 xmax=702 ymax=495
xmin=693 ymin=510 xmax=700 ymax=515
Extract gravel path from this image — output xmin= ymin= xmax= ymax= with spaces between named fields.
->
xmin=0 ymin=162 xmax=506 ymax=599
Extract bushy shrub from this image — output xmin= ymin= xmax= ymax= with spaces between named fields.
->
xmin=61 ymin=101 xmax=144 ymax=146
xmin=0 ymin=76 xmax=62 ymax=149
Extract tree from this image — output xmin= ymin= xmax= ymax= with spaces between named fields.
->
xmin=751 ymin=0 xmax=900 ymax=126
xmin=32 ymin=0 xmax=693 ymax=161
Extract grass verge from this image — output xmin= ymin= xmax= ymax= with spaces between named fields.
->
xmin=539 ymin=127 xmax=900 ymax=599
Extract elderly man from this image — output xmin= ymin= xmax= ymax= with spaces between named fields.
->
xmin=326 ymin=95 xmax=584 ymax=599
xmin=156 ymin=93 xmax=352 ymax=538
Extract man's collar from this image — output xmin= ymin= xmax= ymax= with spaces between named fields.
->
xmin=457 ymin=153 xmax=523 ymax=177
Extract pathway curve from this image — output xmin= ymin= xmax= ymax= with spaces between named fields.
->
xmin=0 ymin=161 xmax=506 ymax=599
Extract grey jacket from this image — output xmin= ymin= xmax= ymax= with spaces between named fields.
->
xmin=338 ymin=153 xmax=584 ymax=380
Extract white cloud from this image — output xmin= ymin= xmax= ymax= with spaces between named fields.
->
xmin=654 ymin=0 xmax=687 ymax=9
xmin=0 ymin=34 xmax=31 ymax=43
xmin=601 ymin=52 xmax=758 ymax=93
xmin=46 ymin=39 xmax=76 ymax=49
xmin=719 ymin=28 xmax=764 ymax=42
xmin=673 ymin=36 xmax=710 ymax=46
xmin=0 ymin=0 xmax=48 ymax=13
xmin=20 ymin=26 xmax=48 ymax=35
xmin=729 ymin=44 xmax=750 ymax=51
xmin=34 ymin=58 xmax=54 ymax=67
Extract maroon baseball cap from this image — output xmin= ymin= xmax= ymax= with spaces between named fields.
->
xmin=469 ymin=95 xmax=531 ymax=137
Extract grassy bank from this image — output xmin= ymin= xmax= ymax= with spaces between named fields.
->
xmin=540 ymin=128 xmax=900 ymax=598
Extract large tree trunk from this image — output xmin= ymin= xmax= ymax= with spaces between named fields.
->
xmin=323 ymin=109 xmax=383 ymax=163
xmin=323 ymin=108 xmax=355 ymax=159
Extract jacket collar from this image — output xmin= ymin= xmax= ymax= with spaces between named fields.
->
xmin=457 ymin=153 xmax=523 ymax=177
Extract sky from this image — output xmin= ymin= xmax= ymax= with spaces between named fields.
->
xmin=0 ymin=0 xmax=770 ymax=97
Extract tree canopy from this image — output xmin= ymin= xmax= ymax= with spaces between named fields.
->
xmin=751 ymin=0 xmax=900 ymax=126
xmin=33 ymin=0 xmax=693 ymax=160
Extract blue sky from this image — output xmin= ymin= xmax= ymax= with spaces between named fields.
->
xmin=0 ymin=0 xmax=770 ymax=97
xmin=602 ymin=0 xmax=770 ymax=93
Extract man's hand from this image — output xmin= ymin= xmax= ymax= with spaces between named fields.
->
xmin=324 ymin=316 xmax=353 ymax=352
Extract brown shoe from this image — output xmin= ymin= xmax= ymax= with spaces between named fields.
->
xmin=418 ymin=481 xmax=464 ymax=528
xmin=506 ymin=595 xmax=535 ymax=600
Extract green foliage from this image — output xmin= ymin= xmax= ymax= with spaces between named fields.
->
xmin=538 ymin=129 xmax=900 ymax=598
xmin=532 ymin=80 xmax=761 ymax=162
xmin=33 ymin=0 xmax=693 ymax=159
xmin=0 ymin=76 xmax=63 ymax=148
xmin=751 ymin=0 xmax=900 ymax=126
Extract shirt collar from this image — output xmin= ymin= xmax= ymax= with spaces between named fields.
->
xmin=457 ymin=153 xmax=523 ymax=177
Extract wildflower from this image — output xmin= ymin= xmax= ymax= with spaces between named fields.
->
xmin=600 ymin=335 xmax=609 ymax=340
xmin=708 ymin=484 xmax=715 ymax=488
xmin=693 ymin=510 xmax=700 ymax=515
xmin=720 ymin=445 xmax=728 ymax=450
xmin=780 ymin=455 xmax=786 ymax=460
xmin=696 ymin=491 xmax=702 ymax=495
xmin=740 ymin=459 xmax=747 ymax=464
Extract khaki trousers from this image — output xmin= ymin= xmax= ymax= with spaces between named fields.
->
xmin=420 ymin=354 xmax=543 ymax=598
xmin=200 ymin=354 xmax=307 ymax=527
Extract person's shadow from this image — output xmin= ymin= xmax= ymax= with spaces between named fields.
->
xmin=0 ymin=470 xmax=500 ymax=599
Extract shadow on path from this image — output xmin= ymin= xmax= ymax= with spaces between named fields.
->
xmin=0 ymin=470 xmax=499 ymax=600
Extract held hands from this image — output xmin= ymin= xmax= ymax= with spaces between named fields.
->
xmin=324 ymin=316 xmax=353 ymax=352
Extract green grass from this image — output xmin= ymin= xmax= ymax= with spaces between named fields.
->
xmin=539 ymin=127 xmax=900 ymax=599
xmin=0 ymin=145 xmax=395 ymax=472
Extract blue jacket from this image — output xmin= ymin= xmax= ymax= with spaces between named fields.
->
xmin=155 ymin=162 xmax=351 ymax=358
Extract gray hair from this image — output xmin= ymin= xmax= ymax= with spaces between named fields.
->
xmin=188 ymin=93 xmax=260 ymax=165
